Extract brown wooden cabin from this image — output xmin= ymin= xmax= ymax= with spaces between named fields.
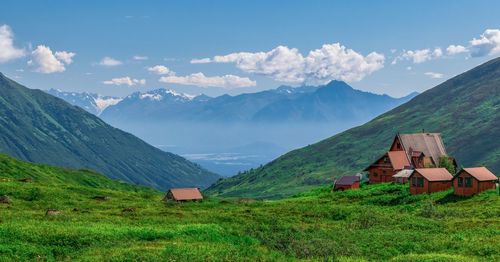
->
xmin=365 ymin=132 xmax=456 ymax=184
xmin=409 ymin=168 xmax=453 ymax=195
xmin=364 ymin=151 xmax=410 ymax=183
xmin=453 ymin=167 xmax=498 ymax=196
xmin=333 ymin=176 xmax=360 ymax=191
xmin=163 ymin=188 xmax=203 ymax=202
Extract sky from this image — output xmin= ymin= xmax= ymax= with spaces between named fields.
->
xmin=0 ymin=0 xmax=499 ymax=98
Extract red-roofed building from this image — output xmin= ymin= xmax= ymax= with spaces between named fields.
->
xmin=333 ymin=175 xmax=360 ymax=191
xmin=409 ymin=168 xmax=453 ymax=194
xmin=364 ymin=151 xmax=410 ymax=183
xmin=163 ymin=188 xmax=203 ymax=202
xmin=365 ymin=132 xmax=457 ymax=184
xmin=453 ymin=167 xmax=498 ymax=196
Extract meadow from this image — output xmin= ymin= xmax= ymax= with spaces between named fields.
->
xmin=0 ymin=155 xmax=499 ymax=261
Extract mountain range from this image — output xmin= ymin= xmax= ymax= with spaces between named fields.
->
xmin=0 ymin=72 xmax=219 ymax=190
xmin=97 ymin=81 xmax=417 ymax=123
xmin=206 ymin=57 xmax=500 ymax=198
xmin=47 ymin=89 xmax=122 ymax=115
xmin=49 ymin=81 xmax=417 ymax=176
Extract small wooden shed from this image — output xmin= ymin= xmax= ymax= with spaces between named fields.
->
xmin=333 ymin=176 xmax=360 ymax=191
xmin=453 ymin=167 xmax=498 ymax=196
xmin=163 ymin=188 xmax=203 ymax=202
xmin=409 ymin=168 xmax=453 ymax=195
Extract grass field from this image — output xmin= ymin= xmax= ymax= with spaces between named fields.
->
xmin=0 ymin=154 xmax=499 ymax=261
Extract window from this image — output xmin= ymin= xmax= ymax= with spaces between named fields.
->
xmin=458 ymin=177 xmax=463 ymax=187
xmin=411 ymin=177 xmax=417 ymax=187
xmin=382 ymin=170 xmax=387 ymax=175
xmin=373 ymin=172 xmax=378 ymax=177
xmin=418 ymin=177 xmax=424 ymax=187
xmin=397 ymin=143 xmax=401 ymax=149
xmin=465 ymin=177 xmax=472 ymax=188
xmin=412 ymin=177 xmax=423 ymax=187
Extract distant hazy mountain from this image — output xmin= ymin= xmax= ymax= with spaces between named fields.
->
xmin=0 ymin=73 xmax=219 ymax=190
xmin=46 ymin=89 xmax=122 ymax=115
xmin=52 ymin=81 xmax=417 ymax=176
xmin=99 ymin=81 xmax=417 ymax=123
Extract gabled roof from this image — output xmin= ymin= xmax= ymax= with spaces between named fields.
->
xmin=457 ymin=167 xmax=498 ymax=181
xmin=413 ymin=168 xmax=453 ymax=181
xmin=393 ymin=169 xmax=414 ymax=178
xmin=387 ymin=151 xmax=411 ymax=170
xmin=168 ymin=188 xmax=203 ymax=201
xmin=335 ymin=176 xmax=360 ymax=186
xmin=398 ymin=133 xmax=447 ymax=164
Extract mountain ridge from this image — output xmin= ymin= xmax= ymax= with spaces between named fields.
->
xmin=99 ymin=80 xmax=418 ymax=123
xmin=0 ymin=73 xmax=219 ymax=190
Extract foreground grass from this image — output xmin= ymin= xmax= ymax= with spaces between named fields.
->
xmin=0 ymin=156 xmax=499 ymax=261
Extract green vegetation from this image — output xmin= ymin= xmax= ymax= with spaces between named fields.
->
xmin=439 ymin=156 xmax=456 ymax=174
xmin=207 ymin=57 xmax=500 ymax=198
xmin=0 ymin=73 xmax=219 ymax=190
xmin=1 ymin=154 xmax=499 ymax=261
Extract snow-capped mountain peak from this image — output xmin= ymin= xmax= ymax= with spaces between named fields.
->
xmin=46 ymin=89 xmax=122 ymax=116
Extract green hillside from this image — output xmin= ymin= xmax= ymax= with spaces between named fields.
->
xmin=0 ymin=154 xmax=498 ymax=261
xmin=0 ymin=73 xmax=219 ymax=190
xmin=206 ymin=57 xmax=500 ymax=198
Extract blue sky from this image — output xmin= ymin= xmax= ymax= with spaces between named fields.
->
xmin=0 ymin=0 xmax=499 ymax=97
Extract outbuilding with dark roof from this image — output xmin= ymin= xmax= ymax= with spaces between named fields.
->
xmin=453 ymin=167 xmax=498 ymax=196
xmin=333 ymin=175 xmax=360 ymax=191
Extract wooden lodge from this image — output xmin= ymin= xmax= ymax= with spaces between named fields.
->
xmin=409 ymin=168 xmax=453 ymax=195
xmin=365 ymin=132 xmax=456 ymax=184
xmin=163 ymin=188 xmax=203 ymax=202
xmin=333 ymin=175 xmax=360 ymax=191
xmin=453 ymin=167 xmax=498 ymax=196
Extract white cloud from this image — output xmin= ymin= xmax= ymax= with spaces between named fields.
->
xmin=446 ymin=45 xmax=468 ymax=55
xmin=99 ymin=57 xmax=122 ymax=66
xmin=469 ymin=29 xmax=500 ymax=57
xmin=103 ymin=77 xmax=146 ymax=86
xmin=432 ymin=48 xmax=443 ymax=58
xmin=393 ymin=48 xmax=442 ymax=64
xmin=391 ymin=48 xmax=443 ymax=65
xmin=27 ymin=45 xmax=74 ymax=74
xmin=0 ymin=24 xmax=25 ymax=63
xmin=159 ymin=72 xmax=256 ymax=89
xmin=133 ymin=55 xmax=148 ymax=60
xmin=54 ymin=51 xmax=75 ymax=64
xmin=147 ymin=65 xmax=174 ymax=75
xmin=196 ymin=43 xmax=384 ymax=84
xmin=424 ymin=72 xmax=444 ymax=79
xmin=190 ymin=58 xmax=212 ymax=64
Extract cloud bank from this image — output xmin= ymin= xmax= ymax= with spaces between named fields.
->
xmin=191 ymin=43 xmax=385 ymax=84
xmin=0 ymin=25 xmax=25 ymax=63
xmin=148 ymin=65 xmax=174 ymax=75
xmin=99 ymin=57 xmax=122 ymax=67
xmin=159 ymin=72 xmax=256 ymax=88
xmin=103 ymin=76 xmax=146 ymax=86
xmin=28 ymin=45 xmax=75 ymax=73
xmin=469 ymin=29 xmax=500 ymax=57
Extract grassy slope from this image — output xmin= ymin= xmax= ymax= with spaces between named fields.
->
xmin=0 ymin=154 xmax=499 ymax=261
xmin=0 ymin=73 xmax=219 ymax=190
xmin=206 ymin=57 xmax=500 ymax=199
